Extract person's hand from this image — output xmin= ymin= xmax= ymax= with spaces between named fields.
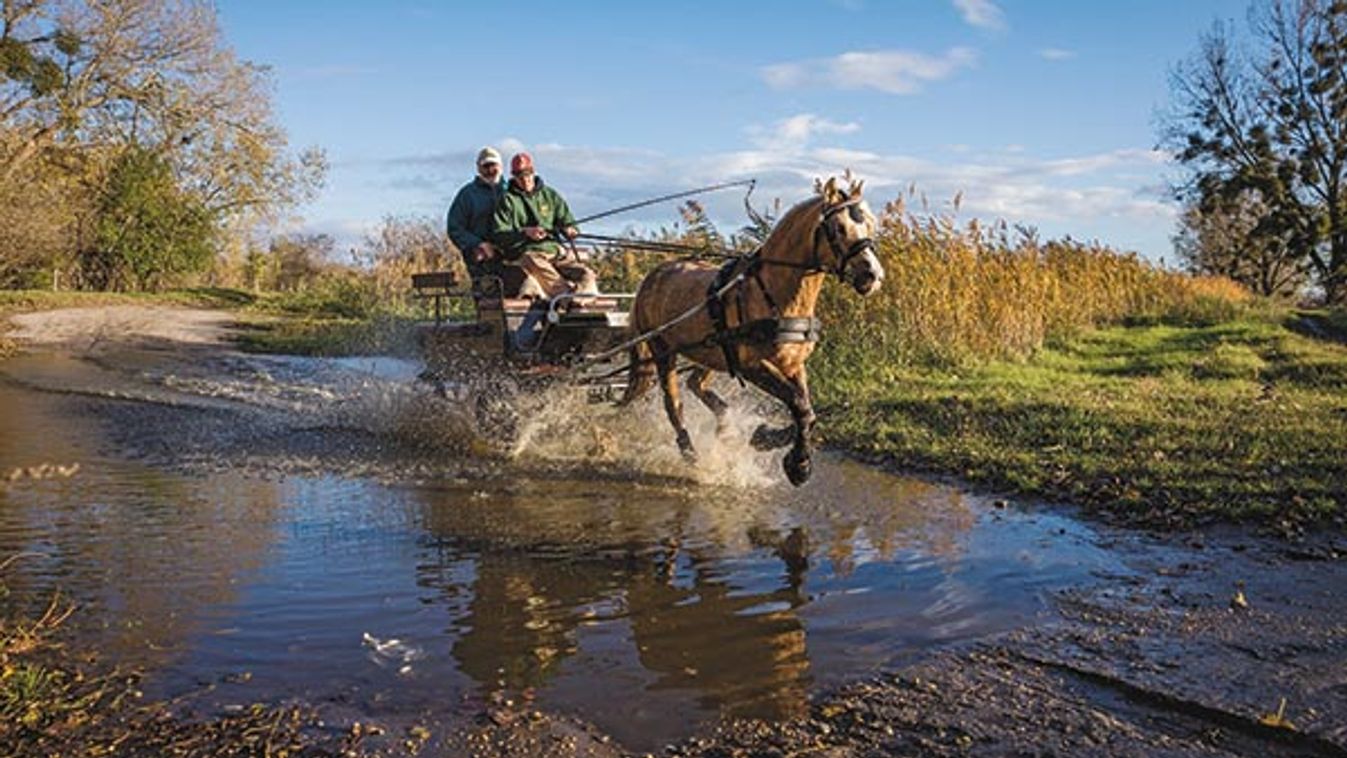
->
xmin=522 ymin=226 xmax=548 ymax=241
xmin=562 ymin=226 xmax=579 ymax=241
xmin=473 ymin=241 xmax=498 ymax=262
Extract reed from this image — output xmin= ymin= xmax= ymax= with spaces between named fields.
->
xmin=813 ymin=199 xmax=1252 ymax=385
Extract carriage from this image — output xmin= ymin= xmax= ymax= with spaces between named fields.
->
xmin=411 ymin=174 xmax=881 ymax=485
xmin=410 ymin=268 xmax=636 ymax=406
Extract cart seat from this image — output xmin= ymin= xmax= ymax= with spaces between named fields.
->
xmin=473 ymin=296 xmax=539 ymax=313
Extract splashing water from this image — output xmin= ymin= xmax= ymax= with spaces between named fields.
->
xmin=496 ymin=379 xmax=782 ymax=489
xmin=1 ymin=343 xmax=788 ymax=488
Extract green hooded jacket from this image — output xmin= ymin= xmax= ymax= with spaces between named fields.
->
xmin=490 ymin=176 xmax=577 ymax=259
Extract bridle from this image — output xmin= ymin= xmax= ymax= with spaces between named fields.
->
xmin=757 ymin=195 xmax=876 ymax=281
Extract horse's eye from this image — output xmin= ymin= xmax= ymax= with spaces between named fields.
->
xmin=848 ymin=206 xmax=863 ymax=224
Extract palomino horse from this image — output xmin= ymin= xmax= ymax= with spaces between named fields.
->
xmin=620 ymin=176 xmax=884 ymax=485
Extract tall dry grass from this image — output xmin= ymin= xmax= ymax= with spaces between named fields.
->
xmin=815 ymin=198 xmax=1252 ymax=374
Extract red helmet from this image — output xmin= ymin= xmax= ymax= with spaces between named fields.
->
xmin=510 ymin=152 xmax=534 ymax=175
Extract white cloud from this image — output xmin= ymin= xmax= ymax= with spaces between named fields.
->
xmin=367 ymin=140 xmax=1176 ymax=258
xmin=747 ymin=114 xmax=861 ymax=151
xmin=762 ymin=47 xmax=978 ymax=95
xmin=1038 ymin=48 xmax=1077 ymax=61
xmin=952 ymin=0 xmax=1006 ymax=30
xmin=1039 ymin=149 xmax=1167 ymax=176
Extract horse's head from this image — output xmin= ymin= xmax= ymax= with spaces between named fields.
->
xmin=814 ymin=175 xmax=884 ymax=296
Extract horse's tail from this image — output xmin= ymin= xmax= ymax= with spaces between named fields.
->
xmin=617 ymin=339 xmax=656 ymax=406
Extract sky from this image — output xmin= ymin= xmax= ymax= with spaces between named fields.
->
xmin=216 ymin=0 xmax=1247 ymax=263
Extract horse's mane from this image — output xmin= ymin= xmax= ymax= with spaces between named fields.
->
xmin=761 ymin=177 xmax=869 ymax=260
xmin=761 ymin=194 xmax=826 ymax=259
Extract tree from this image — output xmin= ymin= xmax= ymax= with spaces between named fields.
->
xmin=86 ymin=146 xmax=214 ymax=290
xmin=1 ymin=0 xmax=325 ymax=286
xmin=268 ymin=232 xmax=334 ymax=292
xmin=0 ymin=151 xmax=88 ymax=287
xmin=1164 ymin=0 xmax=1347 ymax=303
xmin=1173 ymin=185 xmax=1306 ymax=296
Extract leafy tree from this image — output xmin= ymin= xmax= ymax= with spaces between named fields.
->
xmin=1 ymin=0 xmax=325 ymax=287
xmin=356 ymin=214 xmax=458 ymax=302
xmin=269 ymin=233 xmax=335 ymax=292
xmin=1165 ymin=0 xmax=1347 ymax=303
xmin=87 ymin=147 xmax=214 ymax=290
xmin=1174 ymin=185 xmax=1306 ymax=296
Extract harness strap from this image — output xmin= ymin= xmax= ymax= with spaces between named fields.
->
xmin=706 ymin=257 xmax=746 ymax=381
xmin=705 ymin=253 xmax=824 ymax=382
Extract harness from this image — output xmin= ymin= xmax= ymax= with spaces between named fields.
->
xmin=704 ymin=196 xmax=874 ymax=380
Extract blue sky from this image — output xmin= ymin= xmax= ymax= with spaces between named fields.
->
xmin=218 ymin=0 xmax=1245 ymax=262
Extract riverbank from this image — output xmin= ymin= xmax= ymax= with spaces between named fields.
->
xmin=816 ymin=311 xmax=1347 ymax=536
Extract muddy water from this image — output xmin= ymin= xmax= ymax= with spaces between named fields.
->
xmin=0 ymin=349 xmax=1128 ymax=751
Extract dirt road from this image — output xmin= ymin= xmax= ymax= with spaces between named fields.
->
xmin=6 ymin=305 xmax=236 ymax=350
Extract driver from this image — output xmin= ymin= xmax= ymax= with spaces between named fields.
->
xmin=490 ymin=152 xmax=599 ymax=299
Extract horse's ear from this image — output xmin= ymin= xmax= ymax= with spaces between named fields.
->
xmin=822 ymin=177 xmax=840 ymax=204
xmin=814 ymin=177 xmax=825 ymax=196
xmin=850 ymin=179 xmax=865 ymax=198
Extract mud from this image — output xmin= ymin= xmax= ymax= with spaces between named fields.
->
xmin=2 ymin=306 xmax=1345 ymax=757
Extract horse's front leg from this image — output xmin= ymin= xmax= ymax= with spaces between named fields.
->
xmin=741 ymin=363 xmax=815 ymax=486
xmin=655 ymin=347 xmax=696 ymax=462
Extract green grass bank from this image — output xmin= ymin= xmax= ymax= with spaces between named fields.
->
xmin=814 ymin=312 xmax=1347 ymax=533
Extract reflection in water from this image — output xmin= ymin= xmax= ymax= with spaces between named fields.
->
xmin=626 ymin=549 xmax=811 ymax=720
xmin=0 ymin=350 xmax=1127 ymax=753
xmin=0 ymin=385 xmax=283 ymax=664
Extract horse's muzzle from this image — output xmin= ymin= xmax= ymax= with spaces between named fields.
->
xmin=847 ymin=254 xmax=884 ymax=296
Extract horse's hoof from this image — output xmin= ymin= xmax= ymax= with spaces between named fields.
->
xmin=783 ymin=449 xmax=812 ymax=486
xmin=751 ymin=424 xmax=794 ymax=451
xmin=677 ymin=431 xmax=698 ymax=463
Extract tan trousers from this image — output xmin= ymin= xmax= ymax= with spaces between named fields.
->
xmin=514 ymin=251 xmax=599 ymax=298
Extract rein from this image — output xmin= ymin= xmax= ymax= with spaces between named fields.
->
xmin=570 ymin=194 xmax=874 ymax=385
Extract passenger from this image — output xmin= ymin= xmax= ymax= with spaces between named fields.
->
xmin=446 ymin=146 xmax=508 ymax=293
xmin=490 ymin=152 xmax=599 ymax=299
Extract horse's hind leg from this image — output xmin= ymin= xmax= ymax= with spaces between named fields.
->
xmin=688 ymin=366 xmax=730 ymax=437
xmin=656 ymin=347 xmax=696 ymax=462
xmin=740 ymin=363 xmax=816 ymax=486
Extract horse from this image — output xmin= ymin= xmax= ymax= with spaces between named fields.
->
xmin=619 ymin=175 xmax=884 ymax=485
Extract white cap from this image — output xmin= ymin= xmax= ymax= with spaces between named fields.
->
xmin=476 ymin=146 xmax=502 ymax=166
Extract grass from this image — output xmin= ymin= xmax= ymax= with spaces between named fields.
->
xmin=232 ymin=313 xmax=420 ymax=356
xmin=816 ymin=313 xmax=1347 ymax=532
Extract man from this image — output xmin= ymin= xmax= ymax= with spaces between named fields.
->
xmin=446 ymin=146 xmax=507 ymax=291
xmin=490 ymin=152 xmax=598 ymax=298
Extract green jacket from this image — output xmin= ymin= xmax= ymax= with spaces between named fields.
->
xmin=490 ymin=177 xmax=577 ymax=259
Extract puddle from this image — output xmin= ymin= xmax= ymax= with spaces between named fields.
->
xmin=0 ymin=349 xmax=1130 ymax=751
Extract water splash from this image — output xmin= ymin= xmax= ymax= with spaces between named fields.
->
xmin=2 ymin=343 xmax=795 ymax=489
